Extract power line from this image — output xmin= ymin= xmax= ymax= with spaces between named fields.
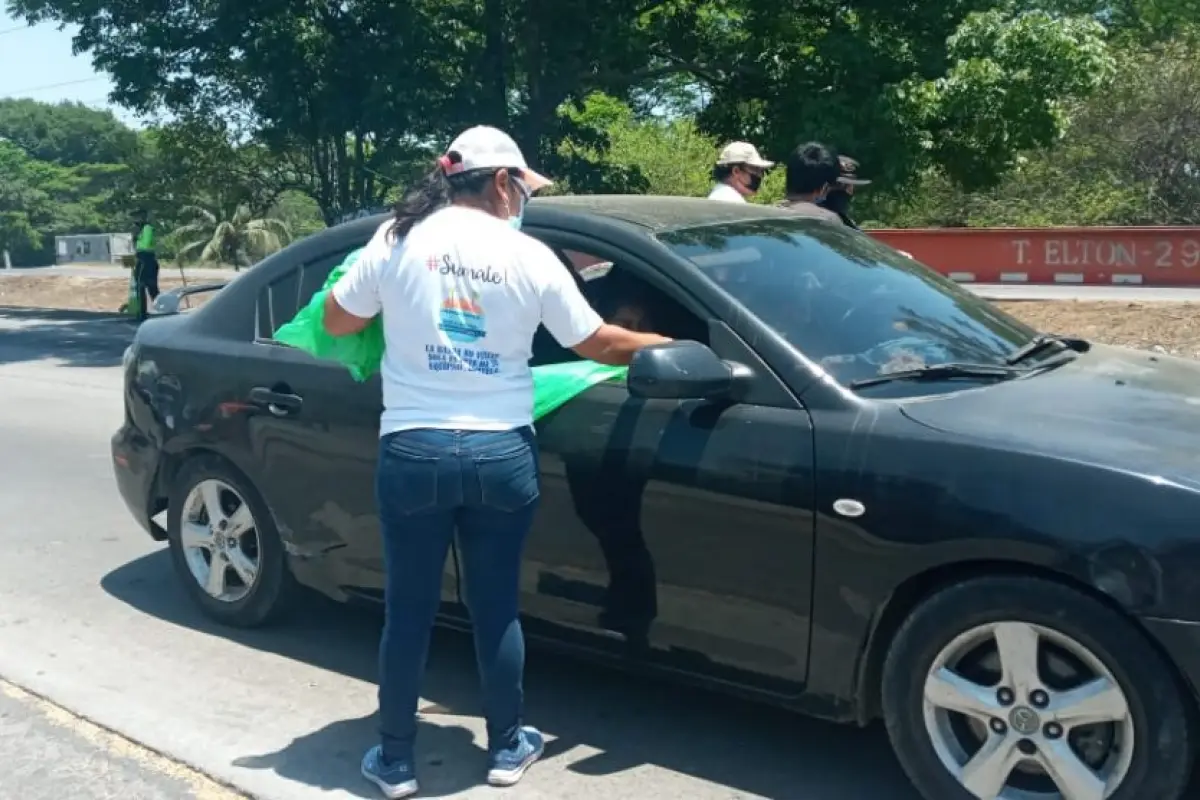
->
xmin=3 ymin=77 xmax=107 ymax=96
xmin=0 ymin=23 xmax=32 ymax=36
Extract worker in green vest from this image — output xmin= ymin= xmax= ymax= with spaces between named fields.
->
xmin=132 ymin=209 xmax=160 ymax=321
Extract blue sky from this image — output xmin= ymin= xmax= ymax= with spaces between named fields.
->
xmin=0 ymin=12 xmax=141 ymax=126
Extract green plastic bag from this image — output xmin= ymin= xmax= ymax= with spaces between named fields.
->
xmin=125 ymin=267 xmax=141 ymax=318
xmin=274 ymin=248 xmax=627 ymax=414
xmin=532 ymin=361 xmax=628 ymax=420
xmin=274 ymin=247 xmax=385 ymax=382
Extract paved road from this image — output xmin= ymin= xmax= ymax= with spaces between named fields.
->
xmin=0 ymin=680 xmax=246 ymax=799
xmin=0 ymin=306 xmax=920 ymax=799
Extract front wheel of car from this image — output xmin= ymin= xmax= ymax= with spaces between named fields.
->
xmin=882 ymin=575 xmax=1194 ymax=800
xmin=166 ymin=455 xmax=297 ymax=628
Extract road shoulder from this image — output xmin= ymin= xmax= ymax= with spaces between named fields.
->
xmin=0 ymin=679 xmax=246 ymax=800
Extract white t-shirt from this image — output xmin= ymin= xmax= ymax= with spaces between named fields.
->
xmin=707 ymin=183 xmax=746 ymax=203
xmin=332 ymin=207 xmax=604 ymax=435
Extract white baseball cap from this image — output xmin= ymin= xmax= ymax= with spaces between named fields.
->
xmin=441 ymin=125 xmax=553 ymax=191
xmin=716 ymin=141 xmax=774 ymax=169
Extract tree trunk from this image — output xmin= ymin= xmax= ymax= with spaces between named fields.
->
xmin=482 ymin=0 xmax=509 ymax=128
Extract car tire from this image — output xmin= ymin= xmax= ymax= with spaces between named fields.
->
xmin=881 ymin=575 xmax=1193 ymax=800
xmin=166 ymin=454 xmax=297 ymax=628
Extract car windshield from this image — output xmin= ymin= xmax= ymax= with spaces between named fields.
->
xmin=658 ymin=218 xmax=1042 ymax=390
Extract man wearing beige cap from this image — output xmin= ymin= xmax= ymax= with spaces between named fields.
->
xmin=707 ymin=141 xmax=774 ymax=202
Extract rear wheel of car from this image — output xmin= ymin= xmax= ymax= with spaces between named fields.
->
xmin=881 ymin=575 xmax=1193 ymax=800
xmin=166 ymin=455 xmax=297 ymax=628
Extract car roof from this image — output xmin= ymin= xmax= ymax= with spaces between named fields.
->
xmin=325 ymin=195 xmax=799 ymax=246
xmin=528 ymin=194 xmax=796 ymax=232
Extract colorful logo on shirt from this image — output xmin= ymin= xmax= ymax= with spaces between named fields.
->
xmin=438 ymin=291 xmax=486 ymax=343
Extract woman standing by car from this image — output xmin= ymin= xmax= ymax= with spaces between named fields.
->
xmin=323 ymin=125 xmax=670 ymax=799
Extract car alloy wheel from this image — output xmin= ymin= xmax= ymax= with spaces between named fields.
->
xmin=883 ymin=576 xmax=1193 ymax=800
xmin=179 ymin=478 xmax=262 ymax=603
xmin=923 ymin=620 xmax=1133 ymax=800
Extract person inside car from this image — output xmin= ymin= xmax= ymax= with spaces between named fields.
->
xmin=322 ymin=125 xmax=671 ymax=799
xmin=707 ymin=141 xmax=774 ymax=203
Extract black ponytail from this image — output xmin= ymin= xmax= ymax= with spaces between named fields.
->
xmin=389 ymin=167 xmax=452 ymax=240
xmin=389 ymin=150 xmax=506 ymax=240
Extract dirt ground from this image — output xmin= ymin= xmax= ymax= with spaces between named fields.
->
xmin=2 ymin=275 xmax=1199 ymax=358
xmin=996 ymin=300 xmax=1200 ymax=358
xmin=0 ymin=276 xmax=209 ymax=314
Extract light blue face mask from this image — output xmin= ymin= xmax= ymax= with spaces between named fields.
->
xmin=508 ymin=178 xmax=531 ymax=230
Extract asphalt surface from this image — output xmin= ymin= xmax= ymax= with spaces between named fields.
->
xmin=0 ymin=305 xmax=922 ymax=799
xmin=0 ymin=680 xmax=246 ymax=799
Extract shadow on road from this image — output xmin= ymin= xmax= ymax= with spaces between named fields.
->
xmin=101 ymin=550 xmax=917 ymax=799
xmin=0 ymin=306 xmax=135 ymax=368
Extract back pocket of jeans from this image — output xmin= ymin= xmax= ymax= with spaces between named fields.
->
xmin=377 ymin=445 xmax=439 ymax=517
xmin=476 ymin=446 xmax=539 ymax=513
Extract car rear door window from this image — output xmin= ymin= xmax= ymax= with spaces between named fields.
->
xmin=257 ymin=246 xmax=364 ymax=342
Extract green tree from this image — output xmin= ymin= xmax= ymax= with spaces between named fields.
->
xmin=556 ymin=93 xmax=719 ymax=196
xmin=8 ymin=0 xmax=1119 ymax=211
xmin=0 ymin=141 xmax=43 ymax=259
xmin=175 ymin=205 xmax=292 ymax=269
xmin=0 ymin=98 xmax=137 ymax=166
xmin=0 ymin=138 xmax=125 ymax=265
xmin=884 ymin=30 xmax=1200 ymax=227
xmin=129 ymin=120 xmax=294 ymax=215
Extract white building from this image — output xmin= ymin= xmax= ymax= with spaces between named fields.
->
xmin=54 ymin=233 xmax=135 ymax=265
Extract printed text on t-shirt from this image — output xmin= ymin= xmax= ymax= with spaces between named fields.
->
xmin=425 ymin=344 xmax=500 ymax=375
xmin=427 ymin=254 xmax=507 ymax=284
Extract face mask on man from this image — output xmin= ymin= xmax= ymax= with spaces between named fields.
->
xmin=745 ymin=171 xmax=763 ymax=193
xmin=507 ymin=176 xmax=531 ymax=230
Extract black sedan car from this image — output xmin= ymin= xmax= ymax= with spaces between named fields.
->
xmin=113 ymin=196 xmax=1200 ymax=800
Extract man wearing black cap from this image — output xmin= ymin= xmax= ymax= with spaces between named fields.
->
xmin=820 ymin=155 xmax=871 ymax=229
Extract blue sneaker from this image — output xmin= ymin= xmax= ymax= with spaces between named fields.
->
xmin=361 ymin=745 xmax=419 ymax=799
xmin=487 ymin=726 xmax=545 ymax=787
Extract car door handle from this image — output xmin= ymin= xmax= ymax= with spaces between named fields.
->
xmin=249 ymin=386 xmax=303 ymax=417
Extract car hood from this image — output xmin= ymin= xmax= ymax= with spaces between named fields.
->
xmin=899 ymin=343 xmax=1200 ymax=488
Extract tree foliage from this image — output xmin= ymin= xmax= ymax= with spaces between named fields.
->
xmin=0 ymin=98 xmax=137 ymax=166
xmin=175 ymin=205 xmax=293 ymax=269
xmin=7 ymin=0 xmax=1121 ymax=220
xmin=0 ymin=133 xmax=128 ymax=265
xmin=890 ymin=31 xmax=1200 ymax=227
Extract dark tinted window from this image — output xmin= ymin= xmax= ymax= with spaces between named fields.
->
xmin=658 ymin=219 xmax=1038 ymax=389
xmin=258 ymin=245 xmax=364 ymax=340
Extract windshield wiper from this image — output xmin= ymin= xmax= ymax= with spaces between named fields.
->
xmin=1005 ymin=334 xmax=1085 ymax=366
xmin=849 ymin=362 xmax=1022 ymax=389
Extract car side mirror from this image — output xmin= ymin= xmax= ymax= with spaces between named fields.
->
xmin=627 ymin=340 xmax=752 ymax=401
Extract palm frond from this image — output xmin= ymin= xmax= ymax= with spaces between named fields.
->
xmin=176 ymin=238 xmax=210 ymax=263
xmin=179 ymin=205 xmax=218 ymax=226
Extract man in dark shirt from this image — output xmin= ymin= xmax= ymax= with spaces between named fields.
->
xmin=819 ymin=155 xmax=872 ymax=229
xmin=777 ymin=142 xmax=844 ymax=224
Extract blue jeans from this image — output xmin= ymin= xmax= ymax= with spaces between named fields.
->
xmin=375 ymin=426 xmax=540 ymax=762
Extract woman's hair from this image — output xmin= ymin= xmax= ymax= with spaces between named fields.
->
xmin=389 ymin=151 xmax=503 ymax=239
